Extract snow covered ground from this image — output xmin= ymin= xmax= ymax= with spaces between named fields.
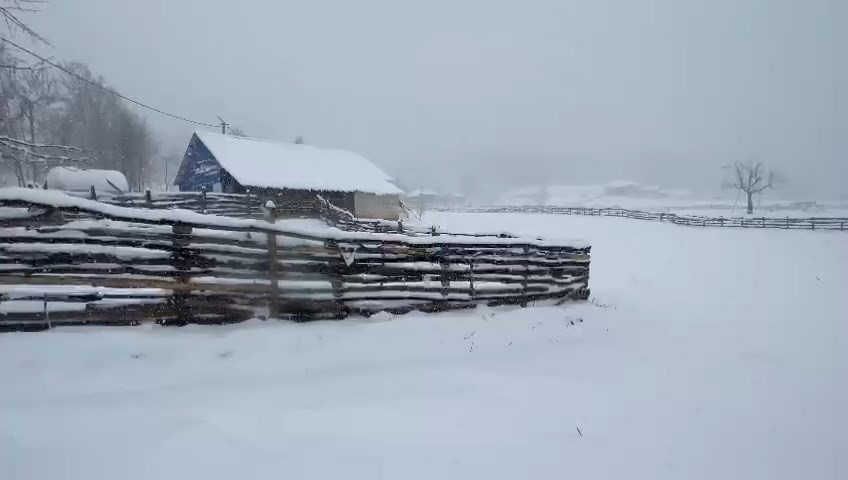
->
xmin=1 ymin=212 xmax=846 ymax=479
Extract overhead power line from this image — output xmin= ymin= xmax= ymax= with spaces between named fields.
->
xmin=1 ymin=36 xmax=219 ymax=128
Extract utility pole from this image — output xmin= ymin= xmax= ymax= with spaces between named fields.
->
xmin=217 ymin=116 xmax=229 ymax=134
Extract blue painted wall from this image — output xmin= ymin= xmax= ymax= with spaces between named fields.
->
xmin=175 ymin=134 xmax=223 ymax=192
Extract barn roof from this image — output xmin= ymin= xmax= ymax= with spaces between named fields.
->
xmin=190 ymin=131 xmax=402 ymax=195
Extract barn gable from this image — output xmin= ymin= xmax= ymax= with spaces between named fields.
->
xmin=173 ymin=133 xmax=223 ymax=192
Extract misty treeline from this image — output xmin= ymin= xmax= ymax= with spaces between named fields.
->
xmin=0 ymin=43 xmax=157 ymax=190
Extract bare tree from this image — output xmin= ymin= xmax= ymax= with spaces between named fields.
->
xmin=1 ymin=3 xmax=160 ymax=191
xmin=724 ymin=160 xmax=776 ymax=214
xmin=0 ymin=42 xmax=79 ymax=185
xmin=0 ymin=135 xmax=90 ymax=186
xmin=48 ymin=62 xmax=158 ymax=190
xmin=15 ymin=67 xmax=58 ymax=181
xmin=1 ymin=1 xmax=91 ymax=186
xmin=294 ymin=135 xmax=304 ymax=144
xmin=413 ymin=196 xmax=427 ymax=220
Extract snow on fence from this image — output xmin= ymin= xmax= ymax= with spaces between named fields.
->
xmin=0 ymin=189 xmax=590 ymax=331
xmin=90 ymin=189 xmax=402 ymax=233
xmin=448 ymin=206 xmax=848 ymax=231
xmin=84 ymin=189 xmax=274 ymax=218
xmin=82 ymin=188 xmax=457 ymax=236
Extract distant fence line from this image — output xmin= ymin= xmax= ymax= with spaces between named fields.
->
xmin=438 ymin=206 xmax=848 ymax=231
xmin=0 ymin=189 xmax=590 ymax=331
xmin=48 ymin=188 xmax=848 ymax=232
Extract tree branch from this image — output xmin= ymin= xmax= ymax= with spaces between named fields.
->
xmin=1 ymin=2 xmax=51 ymax=45
xmin=0 ymin=136 xmax=92 ymax=165
xmin=0 ymin=62 xmax=48 ymax=71
xmin=0 ymin=135 xmax=86 ymax=152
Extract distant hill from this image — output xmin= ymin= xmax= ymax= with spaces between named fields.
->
xmin=495 ymin=181 xmax=848 ymax=215
xmin=498 ymin=181 xmax=691 ymax=209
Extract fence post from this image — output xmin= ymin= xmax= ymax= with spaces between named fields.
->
xmin=720 ymin=218 xmax=725 ymax=227
xmin=439 ymin=246 xmax=450 ymax=309
xmin=397 ymin=220 xmax=403 ymax=233
xmin=265 ymin=201 xmax=280 ymax=319
xmin=323 ymin=238 xmax=347 ymax=318
xmin=761 ymin=217 xmax=765 ymax=228
xmin=468 ymin=258 xmax=476 ymax=301
xmin=786 ymin=217 xmax=790 ymax=229
xmin=43 ymin=292 xmax=51 ymax=329
xmin=245 ymin=189 xmax=252 ymax=218
xmin=89 ymin=185 xmax=97 ymax=201
xmin=200 ymin=187 xmax=208 ymax=214
xmin=841 ymin=222 xmax=844 ymax=231
xmin=169 ymin=222 xmax=193 ymax=325
xmin=811 ymin=221 xmax=815 ymax=231
xmin=145 ymin=189 xmax=152 ymax=208
xmin=520 ymin=246 xmax=529 ymax=307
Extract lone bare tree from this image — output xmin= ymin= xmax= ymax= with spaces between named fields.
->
xmin=724 ymin=160 xmax=776 ymax=214
xmin=412 ymin=195 xmax=428 ymax=220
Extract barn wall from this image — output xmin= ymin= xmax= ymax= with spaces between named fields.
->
xmin=234 ymin=188 xmax=355 ymax=217
xmin=319 ymin=191 xmax=356 ymax=213
xmin=176 ymin=135 xmax=223 ymax=192
xmin=353 ymin=192 xmax=400 ymax=220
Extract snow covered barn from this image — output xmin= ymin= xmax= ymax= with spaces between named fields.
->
xmin=173 ymin=131 xmax=403 ymax=220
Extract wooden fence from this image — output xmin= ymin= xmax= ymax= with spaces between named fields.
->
xmin=0 ymin=189 xmax=590 ymax=331
xmin=85 ymin=189 xmax=462 ymax=236
xmin=88 ymin=189 xmax=411 ymax=233
xmin=446 ymin=206 xmax=848 ymax=231
xmin=89 ymin=189 xmax=286 ymax=219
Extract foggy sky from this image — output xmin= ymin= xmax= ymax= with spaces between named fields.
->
xmin=27 ymin=0 xmax=846 ymax=198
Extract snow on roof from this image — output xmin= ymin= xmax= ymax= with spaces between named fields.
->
xmin=406 ymin=189 xmax=439 ymax=197
xmin=194 ymin=131 xmax=403 ymax=195
xmin=45 ymin=167 xmax=129 ymax=193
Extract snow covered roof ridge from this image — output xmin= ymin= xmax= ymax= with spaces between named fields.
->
xmin=193 ymin=130 xmax=403 ymax=195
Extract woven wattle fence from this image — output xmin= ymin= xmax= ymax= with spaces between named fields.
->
xmin=441 ymin=206 xmax=848 ymax=231
xmin=0 ymin=189 xmax=590 ymax=331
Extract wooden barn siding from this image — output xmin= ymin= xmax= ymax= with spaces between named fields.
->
xmin=176 ymin=134 xmax=222 ymax=192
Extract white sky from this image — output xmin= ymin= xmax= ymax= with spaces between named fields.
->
xmin=23 ymin=0 xmax=847 ymax=198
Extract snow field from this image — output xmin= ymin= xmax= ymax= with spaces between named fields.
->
xmin=0 ymin=211 xmax=845 ymax=479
